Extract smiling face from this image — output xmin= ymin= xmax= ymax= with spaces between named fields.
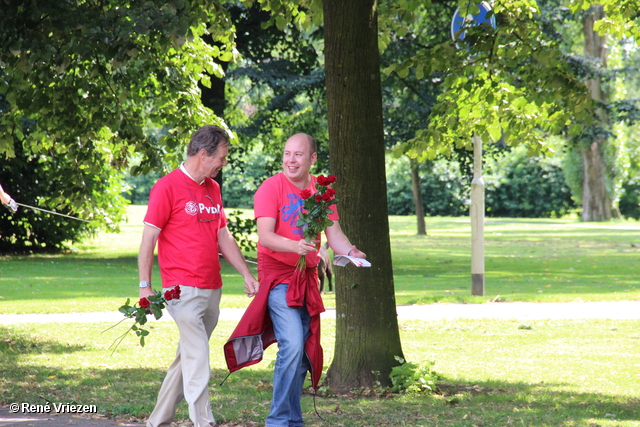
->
xmin=282 ymin=134 xmax=317 ymax=188
xmin=202 ymin=143 xmax=229 ymax=179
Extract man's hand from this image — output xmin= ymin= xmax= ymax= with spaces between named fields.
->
xmin=296 ymin=239 xmax=317 ymax=256
xmin=244 ymin=276 xmax=260 ymax=298
xmin=3 ymin=199 xmax=18 ymax=213
xmin=348 ymin=245 xmax=366 ymax=259
xmin=139 ymin=286 xmax=155 ymax=299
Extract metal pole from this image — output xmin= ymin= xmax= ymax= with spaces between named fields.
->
xmin=470 ymin=133 xmax=485 ymax=296
xmin=15 ymin=203 xmax=91 ymax=222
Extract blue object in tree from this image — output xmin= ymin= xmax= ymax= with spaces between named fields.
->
xmin=451 ymin=1 xmax=496 ymax=47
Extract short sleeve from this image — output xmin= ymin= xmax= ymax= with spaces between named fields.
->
xmin=254 ymin=178 xmax=279 ymax=220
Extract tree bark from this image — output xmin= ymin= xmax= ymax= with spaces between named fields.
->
xmin=409 ymin=158 xmax=426 ymax=235
xmin=323 ymin=0 xmax=404 ymax=391
xmin=581 ymin=5 xmax=612 ymax=221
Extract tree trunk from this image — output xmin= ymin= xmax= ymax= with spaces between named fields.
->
xmin=409 ymin=158 xmax=426 ymax=235
xmin=323 ymin=0 xmax=403 ymax=392
xmin=581 ymin=5 xmax=612 ymax=221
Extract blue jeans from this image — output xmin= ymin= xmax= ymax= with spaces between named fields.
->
xmin=266 ymin=283 xmax=311 ymax=427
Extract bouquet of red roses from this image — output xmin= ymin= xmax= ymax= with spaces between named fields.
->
xmin=105 ymin=285 xmax=181 ymax=354
xmin=295 ymin=174 xmax=339 ymax=271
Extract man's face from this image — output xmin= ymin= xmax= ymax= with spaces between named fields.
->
xmin=282 ymin=135 xmax=317 ymax=184
xmin=203 ymin=143 xmax=229 ymax=178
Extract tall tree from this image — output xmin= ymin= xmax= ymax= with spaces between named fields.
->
xmin=409 ymin=157 xmax=427 ymax=235
xmin=580 ymin=5 xmax=612 ymax=221
xmin=323 ymin=0 xmax=403 ymax=390
xmin=546 ymin=1 xmax=640 ymax=221
xmin=0 ymin=0 xmax=234 ymax=249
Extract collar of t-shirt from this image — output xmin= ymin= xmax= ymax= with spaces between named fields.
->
xmin=180 ymin=162 xmax=205 ymax=185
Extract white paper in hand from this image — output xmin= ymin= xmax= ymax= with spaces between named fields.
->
xmin=333 ymin=255 xmax=371 ymax=267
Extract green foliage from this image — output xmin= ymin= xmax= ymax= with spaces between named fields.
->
xmin=379 ymin=1 xmax=452 ymax=150
xmin=0 ymin=141 xmax=127 ymax=253
xmin=223 ymin=145 xmax=279 ymax=209
xmin=386 ymin=155 xmax=468 ymax=217
xmin=226 ymin=210 xmax=257 ymax=252
xmin=578 ymin=0 xmax=640 ymax=40
xmin=389 ymin=356 xmax=439 ymax=394
xmin=561 ymin=143 xmax=585 ymax=207
xmin=224 ymin=4 xmax=329 ymax=172
xmin=619 ymin=177 xmax=640 ymax=219
xmin=122 ymin=171 xmax=163 ymax=205
xmin=387 ymin=0 xmax=592 ymax=159
xmin=0 ymin=0 xmax=230 ymax=162
xmin=610 ymin=121 xmax=640 ymax=219
xmin=0 ymin=0 xmax=233 ymax=249
xmin=484 ymin=147 xmax=576 ymax=218
xmin=386 ymin=147 xmax=576 ymax=219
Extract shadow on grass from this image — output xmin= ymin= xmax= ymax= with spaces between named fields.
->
xmin=0 ymin=326 xmax=87 ymax=359
xmin=426 ymin=378 xmax=640 ymax=426
xmin=306 ymin=377 xmax=640 ymax=426
xmin=1 ymin=329 xmax=639 ymax=426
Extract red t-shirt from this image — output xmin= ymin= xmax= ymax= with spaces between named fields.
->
xmin=144 ymin=168 xmax=227 ymax=289
xmin=254 ymin=172 xmax=339 ymax=269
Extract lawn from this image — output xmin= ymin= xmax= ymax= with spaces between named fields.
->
xmin=1 ymin=206 xmax=639 ymax=314
xmin=1 ymin=207 xmax=639 ymax=426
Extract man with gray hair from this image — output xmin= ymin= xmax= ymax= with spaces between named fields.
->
xmin=138 ymin=125 xmax=260 ymax=427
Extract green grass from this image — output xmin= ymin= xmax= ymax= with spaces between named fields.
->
xmin=390 ymin=216 xmax=640 ymax=304
xmin=1 ymin=207 xmax=639 ymax=426
xmin=1 ymin=318 xmax=638 ymax=426
xmin=1 ymin=207 xmax=639 ymax=314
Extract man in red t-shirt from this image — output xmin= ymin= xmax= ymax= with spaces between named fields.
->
xmin=138 ymin=125 xmax=260 ymax=427
xmin=255 ymin=133 xmax=366 ymax=427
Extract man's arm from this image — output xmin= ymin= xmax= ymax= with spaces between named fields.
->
xmin=0 ymin=184 xmax=17 ymax=212
xmin=138 ymin=224 xmax=160 ymax=298
xmin=218 ymin=226 xmax=260 ymax=297
xmin=325 ymin=220 xmax=366 ymax=258
xmin=0 ymin=184 xmax=10 ymax=205
xmin=256 ymin=216 xmax=317 ymax=256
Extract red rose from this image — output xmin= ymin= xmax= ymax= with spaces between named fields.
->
xmin=316 ymin=175 xmax=337 ymax=187
xmin=315 ymin=195 xmax=323 ymax=203
xmin=322 ymin=192 xmax=334 ymax=202
xmin=172 ymin=285 xmax=181 ymax=299
xmin=139 ymin=297 xmax=150 ymax=309
xmin=164 ymin=290 xmax=174 ymax=301
xmin=325 ymin=187 xmax=336 ymax=198
xmin=300 ymin=189 xmax=312 ymax=199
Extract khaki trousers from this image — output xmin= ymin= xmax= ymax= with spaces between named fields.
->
xmin=147 ymin=286 xmax=221 ymax=427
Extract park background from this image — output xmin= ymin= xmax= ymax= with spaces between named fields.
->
xmin=1 ymin=1 xmax=640 ymax=426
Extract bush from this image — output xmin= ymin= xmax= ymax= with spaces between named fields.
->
xmin=226 ymin=210 xmax=257 ymax=253
xmin=1 ymin=143 xmax=125 ymax=253
xmin=389 ymin=356 xmax=439 ymax=394
xmin=386 ymin=148 xmax=576 ymax=219
xmin=619 ymin=177 xmax=640 ymax=219
xmin=484 ymin=148 xmax=576 ymax=218
xmin=386 ymin=156 xmax=468 ymax=217
xmin=122 ymin=171 xmax=162 ymax=205
xmin=222 ymin=149 xmax=277 ymax=209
